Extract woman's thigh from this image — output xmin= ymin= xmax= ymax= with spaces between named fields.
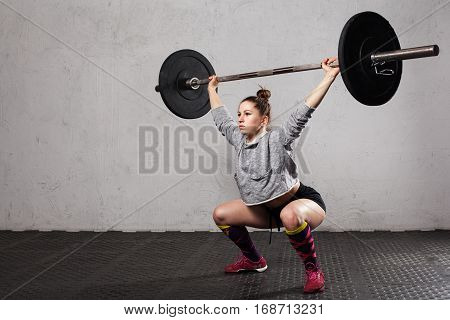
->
xmin=280 ymin=199 xmax=326 ymax=230
xmin=213 ymin=199 xmax=279 ymax=229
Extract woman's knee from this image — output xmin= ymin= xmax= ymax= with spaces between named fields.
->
xmin=280 ymin=208 xmax=299 ymax=229
xmin=212 ymin=205 xmax=228 ymax=224
xmin=280 ymin=200 xmax=325 ymax=230
xmin=280 ymin=206 xmax=305 ymax=229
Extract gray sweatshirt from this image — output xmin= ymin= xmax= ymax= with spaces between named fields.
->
xmin=211 ymin=101 xmax=315 ymax=206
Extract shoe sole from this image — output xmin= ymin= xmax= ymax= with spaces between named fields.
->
xmin=225 ymin=265 xmax=268 ymax=273
xmin=304 ymin=285 xmax=325 ymax=294
xmin=255 ymin=265 xmax=268 ymax=272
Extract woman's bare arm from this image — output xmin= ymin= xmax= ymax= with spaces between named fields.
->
xmin=305 ymin=57 xmax=340 ymax=109
xmin=208 ymin=75 xmax=223 ymax=109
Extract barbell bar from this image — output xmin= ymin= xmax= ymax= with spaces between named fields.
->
xmin=183 ymin=60 xmax=341 ymax=89
xmin=370 ymin=45 xmax=439 ymax=63
xmin=174 ymin=44 xmax=438 ymax=89
xmin=155 ymin=11 xmax=440 ymax=119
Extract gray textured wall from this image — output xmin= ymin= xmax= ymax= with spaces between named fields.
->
xmin=0 ymin=0 xmax=449 ymax=232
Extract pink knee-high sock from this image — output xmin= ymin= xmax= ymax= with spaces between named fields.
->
xmin=285 ymin=221 xmax=319 ymax=270
xmin=218 ymin=225 xmax=262 ymax=262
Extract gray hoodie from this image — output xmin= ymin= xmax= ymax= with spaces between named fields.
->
xmin=211 ymin=101 xmax=315 ymax=206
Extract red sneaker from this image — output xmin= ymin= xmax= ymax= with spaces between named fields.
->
xmin=303 ymin=262 xmax=325 ymax=293
xmin=224 ymin=254 xmax=268 ymax=273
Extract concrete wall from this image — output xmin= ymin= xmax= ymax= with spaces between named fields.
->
xmin=0 ymin=0 xmax=449 ymax=232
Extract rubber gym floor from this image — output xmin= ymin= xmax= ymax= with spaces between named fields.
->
xmin=0 ymin=230 xmax=449 ymax=299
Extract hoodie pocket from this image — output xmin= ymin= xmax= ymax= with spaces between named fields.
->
xmin=250 ymin=168 xmax=272 ymax=181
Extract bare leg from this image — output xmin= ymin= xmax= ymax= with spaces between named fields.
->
xmin=212 ymin=199 xmax=276 ymax=266
xmin=280 ymin=199 xmax=326 ymax=268
xmin=279 ymin=199 xmax=326 ymax=231
xmin=213 ymin=198 xmax=279 ymax=229
xmin=280 ymin=199 xmax=326 ymax=292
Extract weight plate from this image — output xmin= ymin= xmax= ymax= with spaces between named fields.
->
xmin=157 ymin=49 xmax=215 ymax=119
xmin=338 ymin=11 xmax=402 ymax=106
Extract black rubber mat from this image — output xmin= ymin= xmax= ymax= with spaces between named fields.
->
xmin=0 ymin=230 xmax=449 ymax=299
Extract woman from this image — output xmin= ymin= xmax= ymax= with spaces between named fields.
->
xmin=209 ymin=57 xmax=339 ymax=294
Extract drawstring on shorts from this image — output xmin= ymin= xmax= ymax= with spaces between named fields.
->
xmin=268 ymin=212 xmax=281 ymax=245
xmin=269 ymin=213 xmax=272 ymax=244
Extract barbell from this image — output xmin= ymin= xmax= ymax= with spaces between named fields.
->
xmin=155 ymin=11 xmax=439 ymax=119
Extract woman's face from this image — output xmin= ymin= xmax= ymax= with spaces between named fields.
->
xmin=237 ymin=100 xmax=268 ymax=137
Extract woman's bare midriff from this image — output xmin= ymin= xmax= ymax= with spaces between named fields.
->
xmin=263 ymin=180 xmax=301 ymax=209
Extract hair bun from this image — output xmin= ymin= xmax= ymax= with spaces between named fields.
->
xmin=256 ymin=87 xmax=271 ymax=100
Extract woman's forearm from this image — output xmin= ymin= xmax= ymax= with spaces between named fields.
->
xmin=305 ymin=74 xmax=337 ymax=109
xmin=208 ymin=89 xmax=223 ymax=109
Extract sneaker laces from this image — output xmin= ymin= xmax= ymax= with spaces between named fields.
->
xmin=305 ymin=262 xmax=320 ymax=280
xmin=232 ymin=252 xmax=247 ymax=268
xmin=305 ymin=262 xmax=317 ymax=271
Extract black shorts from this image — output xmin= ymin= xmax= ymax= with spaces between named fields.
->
xmin=267 ymin=182 xmax=326 ymax=244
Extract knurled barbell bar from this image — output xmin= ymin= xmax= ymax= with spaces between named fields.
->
xmin=155 ymin=11 xmax=439 ymax=119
